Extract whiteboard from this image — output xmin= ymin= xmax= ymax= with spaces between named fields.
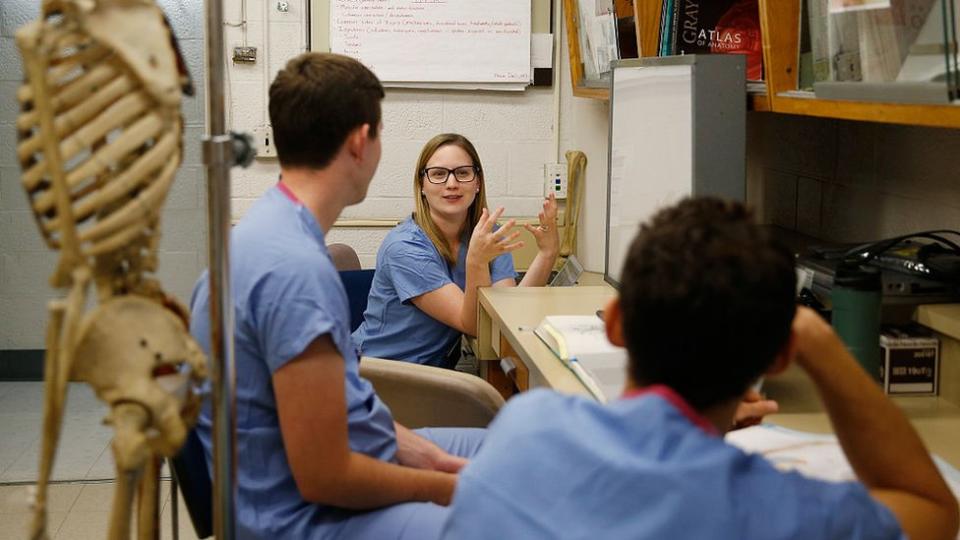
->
xmin=329 ymin=0 xmax=531 ymax=84
xmin=605 ymin=64 xmax=694 ymax=285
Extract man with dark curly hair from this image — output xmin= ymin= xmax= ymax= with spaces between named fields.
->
xmin=442 ymin=197 xmax=958 ymax=540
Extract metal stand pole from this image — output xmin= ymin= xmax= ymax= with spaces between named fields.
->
xmin=204 ymin=0 xmax=236 ymax=537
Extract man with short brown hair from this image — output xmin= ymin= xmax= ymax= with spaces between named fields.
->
xmin=190 ymin=52 xmax=484 ymax=539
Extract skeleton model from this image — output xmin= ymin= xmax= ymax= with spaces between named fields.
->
xmin=14 ymin=1 xmax=208 ymax=538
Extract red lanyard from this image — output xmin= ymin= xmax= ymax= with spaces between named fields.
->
xmin=621 ymin=385 xmax=718 ymax=436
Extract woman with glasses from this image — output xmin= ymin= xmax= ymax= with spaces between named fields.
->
xmin=353 ymin=133 xmax=559 ymax=367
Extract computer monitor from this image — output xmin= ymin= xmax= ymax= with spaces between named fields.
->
xmin=604 ymin=55 xmax=747 ymax=288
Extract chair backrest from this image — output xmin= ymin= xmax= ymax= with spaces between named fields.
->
xmin=360 ymin=357 xmax=506 ymax=428
xmin=339 ymin=269 xmax=375 ymax=333
xmin=170 ymin=429 xmax=213 ymax=539
xmin=328 ymin=243 xmax=361 ymax=271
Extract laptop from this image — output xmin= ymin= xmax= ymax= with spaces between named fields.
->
xmin=549 ymin=255 xmax=585 ymax=287
xmin=515 ymin=254 xmax=585 ymax=287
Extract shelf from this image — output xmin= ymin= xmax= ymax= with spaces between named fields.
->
xmin=916 ymin=304 xmax=960 ymax=341
xmin=758 ymin=0 xmax=960 ymax=129
xmin=563 ymin=0 xmax=612 ymax=100
xmin=772 ymin=96 xmax=960 ymax=129
xmin=750 ymin=93 xmax=770 ymax=112
xmin=569 ymin=0 xmax=958 ymax=126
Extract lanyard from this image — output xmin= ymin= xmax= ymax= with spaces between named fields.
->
xmin=277 ymin=179 xmax=301 ymax=205
xmin=621 ymin=384 xmax=718 ymax=436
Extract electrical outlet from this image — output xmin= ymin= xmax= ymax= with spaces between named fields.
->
xmin=232 ymin=46 xmax=257 ymax=64
xmin=253 ymin=125 xmax=277 ymax=158
xmin=543 ymin=163 xmax=567 ymax=199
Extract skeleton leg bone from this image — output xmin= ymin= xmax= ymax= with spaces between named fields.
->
xmin=137 ymin=456 xmax=161 ymax=540
xmin=108 ymin=402 xmax=150 ymax=540
xmin=29 ymin=300 xmax=65 ymax=540
xmin=30 ymin=269 xmax=90 ymax=540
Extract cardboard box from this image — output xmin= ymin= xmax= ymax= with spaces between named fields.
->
xmin=880 ymin=329 xmax=939 ymax=396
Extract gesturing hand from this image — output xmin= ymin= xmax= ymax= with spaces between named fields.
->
xmin=524 ymin=193 xmax=560 ymax=256
xmin=467 ymin=207 xmax=524 ymax=266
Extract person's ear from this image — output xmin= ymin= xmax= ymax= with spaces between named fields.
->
xmin=766 ymin=327 xmax=796 ymax=376
xmin=603 ymin=297 xmax=625 ymax=347
xmin=346 ymin=123 xmax=372 ymax=162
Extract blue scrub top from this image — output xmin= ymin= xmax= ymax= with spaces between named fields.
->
xmin=353 ymin=216 xmax=516 ymax=366
xmin=442 ymin=387 xmax=904 ymax=540
xmin=190 ymin=186 xmax=396 ymax=539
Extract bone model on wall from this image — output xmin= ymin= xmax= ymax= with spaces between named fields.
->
xmin=13 ymin=1 xmax=208 ymax=538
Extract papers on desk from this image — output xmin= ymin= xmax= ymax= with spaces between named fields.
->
xmin=534 ymin=315 xmax=628 ymax=403
xmin=727 ymin=423 xmax=960 ymax=536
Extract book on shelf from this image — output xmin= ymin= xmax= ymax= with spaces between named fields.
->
xmin=663 ymin=0 xmax=765 ymax=81
xmin=533 ymin=315 xmax=628 ymax=403
xmin=659 ymin=0 xmax=677 ymax=56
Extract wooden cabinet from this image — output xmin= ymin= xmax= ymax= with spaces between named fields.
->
xmin=565 ymin=0 xmax=959 ymax=127
xmin=758 ymin=0 xmax=960 ymax=129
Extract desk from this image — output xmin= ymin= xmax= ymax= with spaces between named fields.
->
xmin=765 ymin=363 xmax=960 ymax=469
xmin=473 ymin=279 xmax=960 ymax=470
xmin=475 ymin=282 xmax=615 ymax=398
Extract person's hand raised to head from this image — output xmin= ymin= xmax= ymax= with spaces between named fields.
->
xmin=467 ymin=207 xmax=524 ymax=266
xmin=524 ymin=193 xmax=560 ymax=257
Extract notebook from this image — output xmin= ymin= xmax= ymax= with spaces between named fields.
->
xmin=534 ymin=315 xmax=628 ymax=402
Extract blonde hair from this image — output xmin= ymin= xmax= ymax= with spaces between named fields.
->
xmin=413 ymin=134 xmax=488 ymax=265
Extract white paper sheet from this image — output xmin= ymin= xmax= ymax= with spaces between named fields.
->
xmin=531 ymin=33 xmax=554 ymax=69
xmin=329 ymin=0 xmax=531 ymax=84
xmin=727 ymin=423 xmax=960 ymax=539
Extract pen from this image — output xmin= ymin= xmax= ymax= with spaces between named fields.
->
xmin=569 ymin=358 xmax=607 ymax=404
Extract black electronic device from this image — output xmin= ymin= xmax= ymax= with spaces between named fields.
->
xmin=796 ymin=230 xmax=960 ymax=306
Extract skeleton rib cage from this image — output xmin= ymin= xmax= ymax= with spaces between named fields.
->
xmin=17 ymin=1 xmax=187 ymax=295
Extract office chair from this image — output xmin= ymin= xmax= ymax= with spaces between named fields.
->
xmin=169 ymin=429 xmax=213 ymax=539
xmin=340 ymin=269 xmax=376 ymax=333
xmin=360 ymin=357 xmax=505 ymax=428
xmin=328 ymin=242 xmax=362 ymax=271
xmin=327 ymin=242 xmax=505 ymax=426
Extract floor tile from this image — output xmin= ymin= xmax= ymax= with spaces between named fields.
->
xmin=2 ymin=411 xmax=111 ymax=483
xmin=53 ymin=511 xmax=111 ymax=540
xmin=83 ymin=444 xmax=115 ymax=481
xmin=0 ymin=413 xmax=39 ymax=478
xmin=0 ymin=383 xmax=44 ymax=414
xmin=0 ymin=382 xmax=156 ymax=483
xmin=0 ymin=483 xmax=81 ymax=514
xmin=71 ymin=483 xmax=116 ymax=513
xmin=0 ymin=382 xmax=14 ymax=402
xmin=0 ymin=511 xmax=67 ymax=540
xmin=159 ymin=488 xmax=201 ymax=540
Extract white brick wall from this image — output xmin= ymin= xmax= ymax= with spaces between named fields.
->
xmin=220 ymin=0 xmax=568 ymax=270
xmin=0 ymin=0 xmax=207 ymax=349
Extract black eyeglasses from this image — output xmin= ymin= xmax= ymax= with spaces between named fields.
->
xmin=422 ymin=166 xmax=479 ymax=184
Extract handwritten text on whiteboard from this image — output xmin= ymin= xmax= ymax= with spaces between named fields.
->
xmin=330 ymin=0 xmax=531 ymax=84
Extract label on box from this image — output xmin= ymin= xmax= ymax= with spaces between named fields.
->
xmin=882 ymin=342 xmax=938 ymax=395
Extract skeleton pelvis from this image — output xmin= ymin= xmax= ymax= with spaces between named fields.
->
xmin=71 ymin=295 xmax=207 ymax=457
